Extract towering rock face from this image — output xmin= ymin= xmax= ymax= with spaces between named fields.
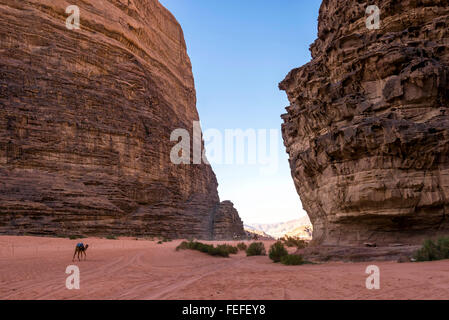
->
xmin=280 ymin=0 xmax=449 ymax=245
xmin=211 ymin=201 xmax=245 ymax=240
xmin=0 ymin=0 xmax=245 ymax=239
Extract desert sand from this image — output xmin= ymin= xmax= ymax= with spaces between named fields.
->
xmin=0 ymin=236 xmax=448 ymax=300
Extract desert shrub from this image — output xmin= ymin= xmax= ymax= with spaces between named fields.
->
xmin=207 ymin=245 xmax=229 ymax=257
xmin=176 ymin=241 xmax=190 ymax=251
xmin=437 ymin=237 xmax=449 ymax=258
xmin=281 ymin=254 xmax=304 ymax=265
xmin=69 ymin=235 xmax=86 ymax=240
xmin=227 ymin=244 xmax=238 ymax=254
xmin=176 ymin=241 xmax=230 ymax=257
xmin=269 ymin=241 xmax=288 ymax=263
xmin=237 ymin=242 xmax=248 ymax=251
xmin=217 ymin=244 xmax=238 ymax=255
xmin=106 ymin=235 xmax=117 ymax=240
xmin=414 ymin=237 xmax=449 ymax=261
xmin=157 ymin=240 xmax=163 ymax=244
xmin=281 ymin=236 xmax=308 ymax=249
xmin=246 ymin=242 xmax=266 ymax=256
xmin=192 ymin=242 xmax=213 ymax=253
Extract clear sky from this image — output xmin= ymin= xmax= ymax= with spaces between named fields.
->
xmin=160 ymin=0 xmax=322 ymax=224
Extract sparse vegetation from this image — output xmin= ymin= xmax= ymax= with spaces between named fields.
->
xmin=68 ymin=235 xmax=86 ymax=240
xmin=281 ymin=236 xmax=308 ymax=249
xmin=157 ymin=240 xmax=163 ymax=244
xmin=280 ymin=254 xmax=304 ymax=265
xmin=269 ymin=241 xmax=288 ymax=263
xmin=237 ymin=242 xmax=248 ymax=251
xmin=217 ymin=244 xmax=238 ymax=255
xmin=176 ymin=241 xmax=191 ymax=250
xmin=246 ymin=242 xmax=266 ymax=256
xmin=106 ymin=235 xmax=117 ymax=240
xmin=176 ymin=241 xmax=238 ymax=258
xmin=414 ymin=237 xmax=449 ymax=261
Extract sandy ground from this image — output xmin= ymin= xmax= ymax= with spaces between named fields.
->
xmin=0 ymin=236 xmax=448 ymax=300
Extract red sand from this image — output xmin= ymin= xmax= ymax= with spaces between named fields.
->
xmin=0 ymin=236 xmax=448 ymax=300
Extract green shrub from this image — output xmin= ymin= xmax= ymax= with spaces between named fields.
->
xmin=414 ymin=237 xmax=449 ymax=261
xmin=176 ymin=241 xmax=231 ymax=257
xmin=269 ymin=241 xmax=288 ymax=263
xmin=176 ymin=241 xmax=190 ymax=251
xmin=106 ymin=235 xmax=117 ymax=240
xmin=207 ymin=245 xmax=229 ymax=257
xmin=281 ymin=254 xmax=304 ymax=265
xmin=69 ymin=235 xmax=86 ymax=240
xmin=194 ymin=242 xmax=213 ymax=253
xmin=237 ymin=242 xmax=248 ymax=251
xmin=437 ymin=237 xmax=449 ymax=258
xmin=246 ymin=242 xmax=266 ymax=256
xmin=217 ymin=244 xmax=238 ymax=255
xmin=281 ymin=236 xmax=308 ymax=249
xmin=157 ymin=240 xmax=163 ymax=244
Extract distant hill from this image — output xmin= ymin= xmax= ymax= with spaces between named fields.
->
xmin=247 ymin=216 xmax=313 ymax=240
xmin=243 ymin=225 xmax=274 ymax=240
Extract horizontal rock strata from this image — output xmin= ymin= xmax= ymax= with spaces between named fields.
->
xmin=211 ymin=201 xmax=245 ymax=240
xmin=280 ymin=0 xmax=449 ymax=245
xmin=0 ymin=0 xmax=245 ymax=239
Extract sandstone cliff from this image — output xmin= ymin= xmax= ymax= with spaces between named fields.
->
xmin=211 ymin=201 xmax=245 ymax=240
xmin=280 ymin=0 xmax=449 ymax=245
xmin=0 ymin=0 xmax=245 ymax=239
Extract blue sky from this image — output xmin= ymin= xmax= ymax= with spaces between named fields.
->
xmin=160 ymin=0 xmax=322 ymax=224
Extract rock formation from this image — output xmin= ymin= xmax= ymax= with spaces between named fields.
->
xmin=280 ymin=0 xmax=449 ymax=245
xmin=211 ymin=201 xmax=245 ymax=240
xmin=0 ymin=0 xmax=245 ymax=240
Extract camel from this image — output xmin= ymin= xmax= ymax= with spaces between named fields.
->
xmin=72 ymin=243 xmax=89 ymax=261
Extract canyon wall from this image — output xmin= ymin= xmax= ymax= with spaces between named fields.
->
xmin=280 ymin=0 xmax=449 ymax=245
xmin=0 ymin=0 xmax=245 ymax=239
xmin=210 ymin=201 xmax=245 ymax=240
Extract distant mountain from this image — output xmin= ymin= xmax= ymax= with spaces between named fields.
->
xmin=247 ymin=216 xmax=313 ymax=240
xmin=243 ymin=225 xmax=274 ymax=240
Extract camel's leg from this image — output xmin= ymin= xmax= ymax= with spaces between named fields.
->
xmin=72 ymin=249 xmax=77 ymax=262
xmin=78 ymin=250 xmax=81 ymax=261
xmin=83 ymin=250 xmax=87 ymax=261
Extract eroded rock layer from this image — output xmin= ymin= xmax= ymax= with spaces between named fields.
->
xmin=211 ymin=201 xmax=245 ymax=240
xmin=280 ymin=0 xmax=449 ymax=245
xmin=0 ymin=0 xmax=245 ymax=239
